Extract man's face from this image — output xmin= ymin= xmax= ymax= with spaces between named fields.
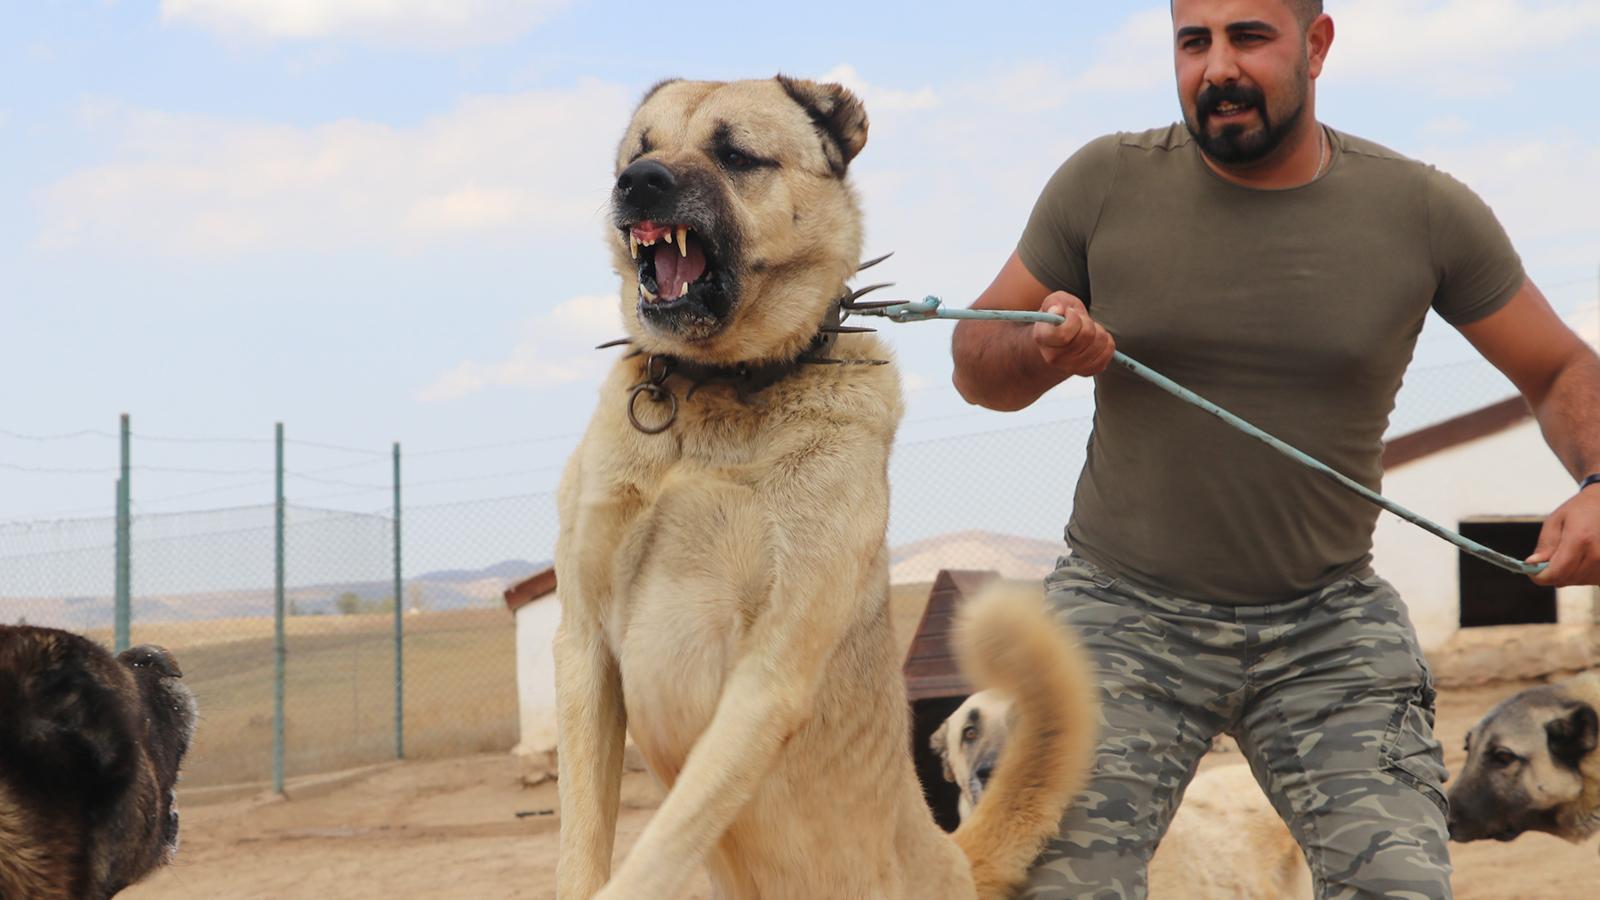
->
xmin=1172 ymin=0 xmax=1317 ymax=165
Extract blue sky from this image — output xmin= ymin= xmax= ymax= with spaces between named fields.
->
xmin=3 ymin=0 xmax=1599 ymax=527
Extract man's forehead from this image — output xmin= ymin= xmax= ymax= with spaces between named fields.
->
xmin=1171 ymin=0 xmax=1295 ymax=29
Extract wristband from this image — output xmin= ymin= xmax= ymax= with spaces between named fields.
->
xmin=1583 ymin=473 xmax=1600 ymax=492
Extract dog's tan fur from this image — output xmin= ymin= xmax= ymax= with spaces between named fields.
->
xmin=553 ymin=77 xmax=1097 ymax=900
xmin=1449 ymin=671 xmax=1600 ymax=848
xmin=935 ymin=691 xmax=1312 ymax=900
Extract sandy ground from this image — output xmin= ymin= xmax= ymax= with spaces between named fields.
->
xmin=122 ymin=678 xmax=1598 ymax=900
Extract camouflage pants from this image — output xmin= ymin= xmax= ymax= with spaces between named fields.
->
xmin=1023 ymin=555 xmax=1451 ymax=900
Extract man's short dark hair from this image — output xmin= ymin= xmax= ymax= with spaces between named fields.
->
xmin=1287 ymin=0 xmax=1324 ymax=31
xmin=1171 ymin=1 xmax=1325 ymax=32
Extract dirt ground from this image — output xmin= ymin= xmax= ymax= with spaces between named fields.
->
xmin=123 ymin=678 xmax=1596 ymax=900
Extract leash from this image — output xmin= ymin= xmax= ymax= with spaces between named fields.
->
xmin=857 ymin=295 xmax=1548 ymax=578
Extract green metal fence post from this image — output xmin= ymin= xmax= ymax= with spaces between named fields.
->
xmin=393 ymin=442 xmax=404 ymax=760
xmin=114 ymin=413 xmax=130 ymax=653
xmin=273 ymin=422 xmax=286 ymax=795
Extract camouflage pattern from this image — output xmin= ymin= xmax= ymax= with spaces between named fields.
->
xmin=1022 ymin=555 xmax=1451 ymax=900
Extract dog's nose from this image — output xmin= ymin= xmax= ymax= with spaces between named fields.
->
xmin=616 ymin=159 xmax=678 ymax=208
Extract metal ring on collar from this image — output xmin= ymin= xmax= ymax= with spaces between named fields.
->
xmin=627 ymin=382 xmax=677 ymax=434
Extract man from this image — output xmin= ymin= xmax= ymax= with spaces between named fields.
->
xmin=950 ymin=0 xmax=1600 ymax=897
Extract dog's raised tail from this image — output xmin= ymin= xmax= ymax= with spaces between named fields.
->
xmin=949 ymin=582 xmax=1098 ymax=900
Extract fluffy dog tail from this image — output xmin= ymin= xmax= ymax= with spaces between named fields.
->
xmin=949 ymin=582 xmax=1098 ymax=900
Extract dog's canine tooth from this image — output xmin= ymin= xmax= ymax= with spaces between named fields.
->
xmin=681 ymin=281 xmax=689 ymax=297
xmin=640 ymin=283 xmax=657 ymax=301
xmin=676 ymin=225 xmax=688 ymax=257
xmin=630 ymin=233 xmax=639 ymax=259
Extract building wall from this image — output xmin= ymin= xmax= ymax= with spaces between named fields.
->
xmin=514 ymin=594 xmax=561 ymax=781
xmin=1373 ymin=419 xmax=1595 ymax=651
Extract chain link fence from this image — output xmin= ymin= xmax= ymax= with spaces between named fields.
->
xmin=1 ymin=295 xmax=1593 ymax=790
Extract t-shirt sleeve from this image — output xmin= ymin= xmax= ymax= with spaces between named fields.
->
xmin=1016 ymin=134 xmax=1122 ymax=305
xmin=1425 ymin=167 xmax=1525 ymax=326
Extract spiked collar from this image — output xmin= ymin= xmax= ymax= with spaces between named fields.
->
xmin=597 ymin=257 xmax=895 ymax=434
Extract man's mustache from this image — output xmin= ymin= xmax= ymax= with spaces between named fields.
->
xmin=1196 ymin=83 xmax=1266 ymax=119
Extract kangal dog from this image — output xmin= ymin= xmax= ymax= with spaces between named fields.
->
xmin=553 ymin=77 xmax=1097 ymax=899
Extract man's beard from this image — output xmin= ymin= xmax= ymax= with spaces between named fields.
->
xmin=1183 ymin=77 xmax=1306 ymax=165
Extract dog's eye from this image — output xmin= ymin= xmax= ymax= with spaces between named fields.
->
xmin=961 ymin=725 xmax=979 ymax=743
xmin=1489 ymin=748 xmax=1520 ymax=768
xmin=719 ymin=148 xmax=753 ymax=170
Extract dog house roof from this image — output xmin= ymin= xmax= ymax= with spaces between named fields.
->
xmin=503 ymin=565 xmax=557 ymax=613
xmin=903 ymin=569 xmax=1000 ymax=702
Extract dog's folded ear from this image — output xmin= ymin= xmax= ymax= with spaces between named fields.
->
xmin=775 ymin=75 xmax=869 ymax=175
xmin=1546 ymin=702 xmax=1599 ymax=768
xmin=929 ymin=722 xmax=955 ymax=783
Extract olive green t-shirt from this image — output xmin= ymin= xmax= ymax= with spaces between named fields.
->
xmin=1018 ymin=124 xmax=1524 ymax=604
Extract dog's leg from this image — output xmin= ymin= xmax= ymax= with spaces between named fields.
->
xmin=595 ymin=434 xmax=888 ymax=900
xmin=554 ymin=463 xmax=635 ymax=900
xmin=554 ymin=614 xmax=627 ymax=899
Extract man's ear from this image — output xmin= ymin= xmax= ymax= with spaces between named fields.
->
xmin=1547 ymin=702 xmax=1599 ymax=768
xmin=775 ymin=75 xmax=869 ymax=175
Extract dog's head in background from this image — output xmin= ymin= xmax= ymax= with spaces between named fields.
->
xmin=1448 ymin=673 xmax=1600 ymax=847
xmin=0 ymin=626 xmax=197 ymax=899
xmin=930 ymin=690 xmax=1015 ymax=821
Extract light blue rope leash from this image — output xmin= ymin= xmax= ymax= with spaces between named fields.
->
xmin=862 ymin=295 xmax=1547 ymax=577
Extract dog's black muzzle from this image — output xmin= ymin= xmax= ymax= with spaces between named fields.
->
xmin=616 ymin=159 xmax=679 ymax=219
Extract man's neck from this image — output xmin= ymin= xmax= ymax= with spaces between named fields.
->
xmin=1200 ymin=118 xmax=1327 ymax=190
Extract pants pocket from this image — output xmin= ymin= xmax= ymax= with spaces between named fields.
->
xmin=1382 ymin=693 xmax=1450 ymax=818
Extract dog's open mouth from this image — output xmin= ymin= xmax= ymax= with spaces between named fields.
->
xmin=625 ymin=219 xmax=735 ymax=333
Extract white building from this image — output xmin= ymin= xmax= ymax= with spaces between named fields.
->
xmin=505 ymin=567 xmax=560 ymax=784
xmin=1374 ymin=396 xmax=1599 ymax=651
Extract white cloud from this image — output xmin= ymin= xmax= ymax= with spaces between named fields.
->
xmin=817 ymin=64 xmax=939 ymax=112
xmin=35 ymin=80 xmax=631 ymax=257
xmin=1422 ymin=137 xmax=1600 ymax=272
xmin=963 ymin=8 xmax=1171 ymax=114
xmin=1330 ymin=0 xmax=1600 ymax=95
xmin=418 ymin=293 xmax=623 ymax=401
xmin=161 ymin=0 xmax=571 ymax=50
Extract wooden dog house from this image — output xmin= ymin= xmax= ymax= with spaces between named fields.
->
xmin=903 ymin=569 xmax=999 ymax=831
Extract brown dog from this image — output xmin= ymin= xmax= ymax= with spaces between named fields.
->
xmin=553 ymin=77 xmax=1098 ymax=899
xmin=0 ymin=626 xmax=196 ymax=899
xmin=1448 ymin=672 xmax=1600 ymax=848
xmin=934 ymin=690 xmax=1313 ymax=900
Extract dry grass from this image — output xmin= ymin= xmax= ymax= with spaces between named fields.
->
xmin=99 ymin=608 xmax=518 ymax=787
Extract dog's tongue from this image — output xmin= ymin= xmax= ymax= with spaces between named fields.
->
xmin=654 ymin=238 xmax=707 ymax=300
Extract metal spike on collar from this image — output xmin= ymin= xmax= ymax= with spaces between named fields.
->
xmin=819 ymin=325 xmax=877 ymax=334
xmin=595 ymin=337 xmax=632 ymax=350
xmin=857 ymin=252 xmax=893 ymax=272
xmin=839 ymin=282 xmax=894 ymax=307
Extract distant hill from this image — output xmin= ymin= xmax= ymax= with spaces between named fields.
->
xmin=416 ymin=559 xmax=546 ymax=583
xmin=890 ymin=530 xmax=1067 ymax=584
xmin=4 ymin=559 xmax=549 ymax=629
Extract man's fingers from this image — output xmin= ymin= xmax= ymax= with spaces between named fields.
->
xmin=1527 ymin=514 xmax=1564 ymax=565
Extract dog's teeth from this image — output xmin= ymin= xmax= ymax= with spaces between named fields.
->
xmin=629 ymin=233 xmax=639 ymax=259
xmin=676 ymin=225 xmax=688 ymax=257
xmin=640 ymin=283 xmax=657 ymax=301
xmin=681 ymin=281 xmax=689 ymax=296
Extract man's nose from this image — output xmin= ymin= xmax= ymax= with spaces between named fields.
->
xmin=1203 ymin=43 xmax=1242 ymax=88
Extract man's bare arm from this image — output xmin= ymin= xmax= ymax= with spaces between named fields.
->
xmin=1458 ymin=279 xmax=1600 ymax=585
xmin=951 ymin=252 xmax=1116 ymax=411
